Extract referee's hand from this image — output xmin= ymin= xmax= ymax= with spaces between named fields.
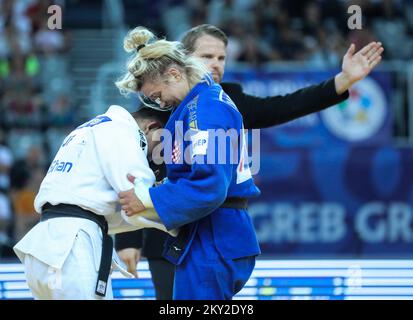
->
xmin=335 ymin=41 xmax=384 ymax=94
xmin=117 ymin=248 xmax=141 ymax=278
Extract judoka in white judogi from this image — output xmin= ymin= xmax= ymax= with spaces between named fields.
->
xmin=14 ymin=105 xmax=174 ymax=300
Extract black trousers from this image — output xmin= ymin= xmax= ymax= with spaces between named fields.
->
xmin=148 ymin=258 xmax=175 ymax=300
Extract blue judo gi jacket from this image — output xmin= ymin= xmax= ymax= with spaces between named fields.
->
xmin=149 ymin=74 xmax=261 ymax=265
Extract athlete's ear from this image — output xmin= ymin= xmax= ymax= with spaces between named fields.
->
xmin=166 ymin=67 xmax=182 ymax=81
xmin=142 ymin=119 xmax=162 ymax=135
xmin=148 ymin=119 xmax=162 ymax=131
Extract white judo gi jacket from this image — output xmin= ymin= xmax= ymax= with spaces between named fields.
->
xmin=14 ymin=106 xmax=172 ymax=298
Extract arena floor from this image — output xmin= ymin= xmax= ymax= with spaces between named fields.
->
xmin=2 ymin=259 xmax=413 ymax=300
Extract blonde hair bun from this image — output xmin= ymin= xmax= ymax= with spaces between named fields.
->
xmin=123 ymin=27 xmax=156 ymax=53
xmin=116 ymin=26 xmax=208 ymax=99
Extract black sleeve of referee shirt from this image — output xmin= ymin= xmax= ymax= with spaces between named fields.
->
xmin=221 ymin=77 xmax=349 ymax=129
xmin=114 ymin=229 xmax=143 ymax=251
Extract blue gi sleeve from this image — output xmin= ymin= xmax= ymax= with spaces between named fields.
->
xmin=149 ymin=97 xmax=241 ymax=230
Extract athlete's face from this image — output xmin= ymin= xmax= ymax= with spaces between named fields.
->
xmin=191 ymin=34 xmax=226 ymax=83
xmin=141 ymin=68 xmax=189 ymax=110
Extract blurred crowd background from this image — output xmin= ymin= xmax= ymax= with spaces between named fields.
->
xmin=1 ymin=0 xmax=412 ymax=259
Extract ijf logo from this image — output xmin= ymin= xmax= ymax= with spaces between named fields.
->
xmin=321 ymin=77 xmax=386 ymax=142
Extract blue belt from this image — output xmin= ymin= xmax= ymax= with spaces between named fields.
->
xmin=220 ymin=197 xmax=248 ymax=209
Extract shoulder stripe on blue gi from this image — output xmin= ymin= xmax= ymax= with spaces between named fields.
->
xmin=200 ymin=73 xmax=214 ymax=86
xmin=219 ymin=89 xmax=238 ymax=111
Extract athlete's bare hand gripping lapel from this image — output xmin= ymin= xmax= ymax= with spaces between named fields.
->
xmin=119 ymin=174 xmax=149 ymax=216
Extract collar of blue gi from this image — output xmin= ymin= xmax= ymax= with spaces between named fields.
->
xmin=173 ymin=73 xmax=214 ymax=113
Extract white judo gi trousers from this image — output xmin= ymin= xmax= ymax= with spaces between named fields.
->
xmin=15 ymin=218 xmax=113 ymax=300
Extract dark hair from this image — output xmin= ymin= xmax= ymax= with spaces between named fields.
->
xmin=181 ymin=24 xmax=228 ymax=53
xmin=131 ymin=106 xmax=171 ymax=126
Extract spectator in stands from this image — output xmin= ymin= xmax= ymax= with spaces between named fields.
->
xmin=207 ymin=0 xmax=255 ymax=28
xmin=237 ymin=34 xmax=271 ymax=66
xmin=10 ymin=146 xmax=46 ymax=241
xmin=371 ymin=0 xmax=413 ymax=59
xmin=0 ymin=189 xmax=12 ymax=256
xmin=253 ymin=0 xmax=282 ymax=45
xmin=218 ymin=20 xmax=245 ymax=66
xmin=26 ymin=0 xmax=54 ymax=35
xmin=49 ymin=94 xmax=76 ymax=127
xmin=0 ymin=130 xmax=13 ymax=192
xmin=34 ymin=21 xmax=65 ymax=54
xmin=0 ymin=0 xmax=33 ymax=57
xmin=306 ymin=29 xmax=347 ymax=68
xmin=0 ymin=128 xmax=13 ymax=257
